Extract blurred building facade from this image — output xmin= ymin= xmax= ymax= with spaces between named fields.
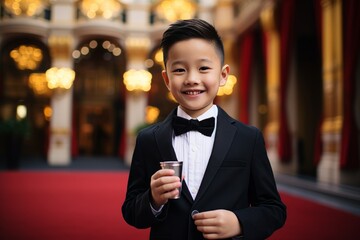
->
xmin=0 ymin=0 xmax=359 ymax=187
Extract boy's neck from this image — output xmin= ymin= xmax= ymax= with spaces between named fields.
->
xmin=178 ymin=105 xmax=217 ymax=119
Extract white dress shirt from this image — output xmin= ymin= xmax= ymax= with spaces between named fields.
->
xmin=173 ymin=105 xmax=218 ymax=200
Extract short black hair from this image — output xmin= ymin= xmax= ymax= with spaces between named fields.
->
xmin=161 ymin=18 xmax=225 ymax=66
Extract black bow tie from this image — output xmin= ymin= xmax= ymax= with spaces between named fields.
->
xmin=172 ymin=116 xmax=215 ymax=137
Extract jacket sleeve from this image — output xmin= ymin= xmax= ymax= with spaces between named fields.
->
xmin=234 ymin=129 xmax=287 ymax=239
xmin=121 ymin=129 xmax=167 ymax=228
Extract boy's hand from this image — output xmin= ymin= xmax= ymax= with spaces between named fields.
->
xmin=193 ymin=209 xmax=242 ymax=239
xmin=150 ymin=169 xmax=182 ymax=209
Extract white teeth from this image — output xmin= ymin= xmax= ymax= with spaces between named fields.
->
xmin=185 ymin=91 xmax=201 ymax=95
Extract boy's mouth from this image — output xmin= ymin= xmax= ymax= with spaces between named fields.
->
xmin=182 ymin=90 xmax=204 ymax=95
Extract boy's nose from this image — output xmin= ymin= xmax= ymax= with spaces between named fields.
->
xmin=185 ymin=71 xmax=200 ymax=85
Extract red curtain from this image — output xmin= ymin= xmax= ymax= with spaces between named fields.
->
xmin=340 ymin=0 xmax=360 ymax=169
xmin=238 ymin=31 xmax=254 ymax=124
xmin=278 ymin=0 xmax=295 ymax=163
xmin=118 ymin=130 xmax=125 ymax=159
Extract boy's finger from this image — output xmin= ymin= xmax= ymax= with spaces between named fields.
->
xmin=153 ymin=169 xmax=175 ymax=179
xmin=191 ymin=210 xmax=199 ymax=218
xmin=193 ymin=210 xmax=217 ymax=220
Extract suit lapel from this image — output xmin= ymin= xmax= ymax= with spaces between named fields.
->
xmin=154 ymin=110 xmax=177 ymax=161
xmin=194 ymin=108 xmax=237 ymax=203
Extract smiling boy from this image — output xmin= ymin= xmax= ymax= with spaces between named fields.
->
xmin=122 ymin=19 xmax=286 ymax=240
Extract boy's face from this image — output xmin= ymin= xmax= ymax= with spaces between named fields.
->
xmin=162 ymin=38 xmax=229 ymax=118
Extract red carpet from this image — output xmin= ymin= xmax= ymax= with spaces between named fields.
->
xmin=0 ymin=172 xmax=359 ymax=240
xmin=270 ymin=192 xmax=360 ymax=239
xmin=0 ymin=172 xmax=149 ymax=240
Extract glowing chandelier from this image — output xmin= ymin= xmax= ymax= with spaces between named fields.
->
xmin=3 ymin=0 xmax=48 ymax=16
xmin=123 ymin=69 xmax=152 ymax=92
xmin=29 ymin=73 xmax=51 ymax=96
xmin=10 ymin=45 xmax=43 ymax=70
xmin=154 ymin=0 xmax=197 ymax=22
xmin=79 ymin=0 xmax=123 ymax=19
xmin=46 ymin=67 xmax=76 ymax=90
xmin=217 ymin=75 xmax=237 ymax=96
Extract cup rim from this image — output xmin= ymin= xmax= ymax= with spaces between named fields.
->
xmin=160 ymin=161 xmax=182 ymax=166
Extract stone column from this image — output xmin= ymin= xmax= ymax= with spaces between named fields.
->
xmin=212 ymin=0 xmax=239 ymax=119
xmin=259 ymin=5 xmax=280 ymax=162
xmin=198 ymin=0 xmax=216 ymax=23
xmin=124 ymin=2 xmax=151 ymax=165
xmin=47 ymin=0 xmax=76 ymax=165
xmin=259 ymin=3 xmax=297 ymax=174
xmin=213 ymin=0 xmax=234 ymax=29
xmin=317 ymin=0 xmax=343 ymax=184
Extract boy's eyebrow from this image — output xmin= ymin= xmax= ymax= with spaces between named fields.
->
xmin=170 ymin=58 xmax=213 ymax=66
xmin=170 ymin=60 xmax=186 ymax=66
xmin=199 ymin=58 xmax=213 ymax=63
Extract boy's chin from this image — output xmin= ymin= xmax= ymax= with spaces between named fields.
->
xmin=179 ymin=104 xmax=214 ymax=116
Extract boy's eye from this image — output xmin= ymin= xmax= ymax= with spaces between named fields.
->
xmin=173 ymin=68 xmax=185 ymax=73
xmin=199 ymin=66 xmax=211 ymax=71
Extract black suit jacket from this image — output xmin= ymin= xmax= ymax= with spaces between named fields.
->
xmin=122 ymin=107 xmax=286 ymax=240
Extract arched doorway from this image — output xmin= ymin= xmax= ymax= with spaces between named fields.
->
xmin=0 ymin=36 xmax=51 ymax=166
xmin=73 ymin=38 xmax=126 ymax=157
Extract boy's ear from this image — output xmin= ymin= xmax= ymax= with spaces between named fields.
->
xmin=162 ymin=69 xmax=171 ymax=90
xmin=220 ymin=64 xmax=230 ymax=86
